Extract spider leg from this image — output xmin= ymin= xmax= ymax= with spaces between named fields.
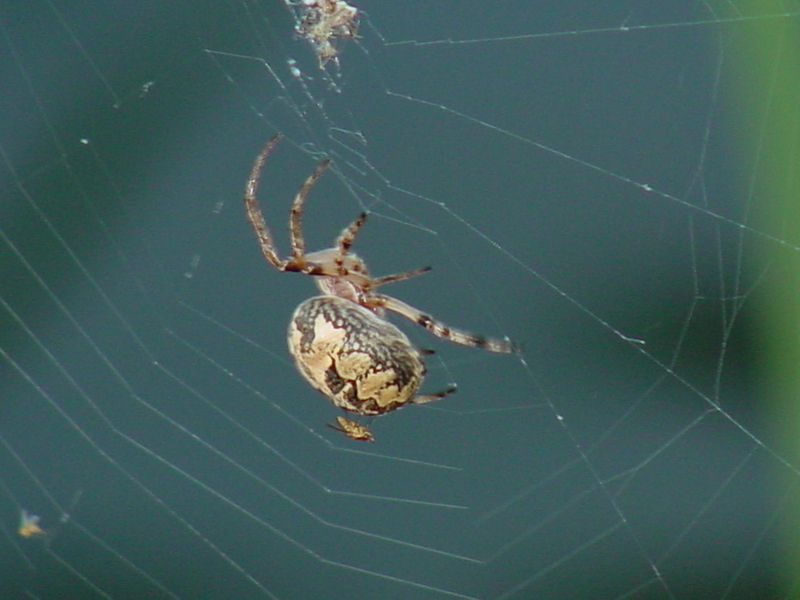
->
xmin=290 ymin=157 xmax=331 ymax=269
xmin=373 ymin=294 xmax=519 ymax=354
xmin=244 ymin=134 xmax=290 ymax=270
xmin=411 ymin=385 xmax=457 ymax=405
xmin=333 ymin=211 xmax=367 ymax=274
xmin=372 ymin=265 xmax=432 ymax=287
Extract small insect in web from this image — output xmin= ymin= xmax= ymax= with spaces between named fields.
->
xmin=18 ymin=510 xmax=47 ymax=538
xmin=327 ymin=415 xmax=374 ymax=442
xmin=295 ymin=0 xmax=359 ymax=68
xmin=244 ymin=134 xmax=518 ymax=442
xmin=17 ymin=490 xmax=83 ymax=542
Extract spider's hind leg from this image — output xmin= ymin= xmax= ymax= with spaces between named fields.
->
xmin=372 ymin=265 xmax=432 ymax=287
xmin=411 ymin=385 xmax=457 ymax=406
xmin=375 ymin=294 xmax=519 ymax=354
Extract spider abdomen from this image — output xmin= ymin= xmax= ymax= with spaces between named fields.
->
xmin=288 ymin=296 xmax=425 ymax=415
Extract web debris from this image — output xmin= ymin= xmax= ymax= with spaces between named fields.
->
xmin=294 ymin=0 xmax=359 ymax=68
xmin=18 ymin=510 xmax=47 ymax=539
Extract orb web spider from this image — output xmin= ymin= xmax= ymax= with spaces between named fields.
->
xmin=244 ymin=134 xmax=517 ymax=440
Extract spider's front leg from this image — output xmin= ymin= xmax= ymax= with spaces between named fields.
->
xmin=244 ymin=134 xmax=291 ymax=270
xmin=289 ymin=157 xmax=331 ymax=268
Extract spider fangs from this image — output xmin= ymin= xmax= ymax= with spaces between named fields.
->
xmin=244 ymin=134 xmax=518 ymax=441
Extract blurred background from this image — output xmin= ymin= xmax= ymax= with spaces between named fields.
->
xmin=0 ymin=1 xmax=798 ymax=598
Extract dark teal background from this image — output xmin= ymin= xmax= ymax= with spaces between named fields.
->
xmin=0 ymin=1 xmax=789 ymax=598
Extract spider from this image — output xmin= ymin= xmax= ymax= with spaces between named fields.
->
xmin=244 ymin=134 xmax=517 ymax=440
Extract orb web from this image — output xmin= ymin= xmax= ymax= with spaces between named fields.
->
xmin=1 ymin=1 xmax=798 ymax=598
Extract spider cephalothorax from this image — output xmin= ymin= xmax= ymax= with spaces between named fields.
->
xmin=244 ymin=134 xmax=517 ymax=440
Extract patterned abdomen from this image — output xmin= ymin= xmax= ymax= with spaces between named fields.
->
xmin=288 ymin=296 xmax=425 ymax=415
